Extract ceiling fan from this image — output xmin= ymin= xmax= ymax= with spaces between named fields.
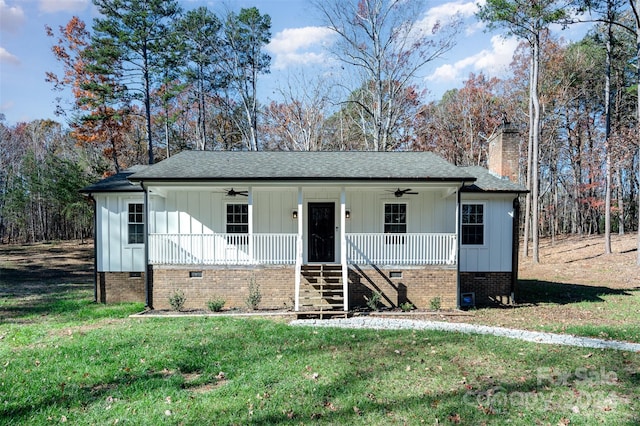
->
xmin=224 ymin=188 xmax=248 ymax=197
xmin=388 ymin=188 xmax=418 ymax=198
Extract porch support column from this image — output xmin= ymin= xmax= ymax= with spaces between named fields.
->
xmin=340 ymin=187 xmax=348 ymax=311
xmin=248 ymin=187 xmax=254 ymax=263
xmin=141 ymin=181 xmax=151 ymax=309
xmin=456 ymin=185 xmax=462 ymax=309
xmin=294 ymin=187 xmax=303 ymax=311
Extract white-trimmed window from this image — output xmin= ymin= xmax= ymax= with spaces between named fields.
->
xmin=384 ymin=203 xmax=406 ymax=244
xmin=226 ymin=203 xmax=248 ymax=233
xmin=384 ymin=203 xmax=407 ymax=233
xmin=461 ymin=203 xmax=484 ymax=245
xmin=127 ymin=203 xmax=144 ymax=244
xmin=226 ymin=203 xmax=248 ymax=245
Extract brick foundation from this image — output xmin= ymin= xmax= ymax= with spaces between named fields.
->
xmin=150 ymin=265 xmax=296 ymax=310
xmin=349 ymin=265 xmax=457 ymax=310
xmin=99 ymin=265 xmax=477 ymax=311
xmin=148 ymin=264 xmax=458 ymax=311
xmin=460 ymin=272 xmax=513 ymax=307
xmin=98 ymin=272 xmax=146 ymax=304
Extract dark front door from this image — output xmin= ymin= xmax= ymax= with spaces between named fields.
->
xmin=308 ymin=203 xmax=335 ymax=263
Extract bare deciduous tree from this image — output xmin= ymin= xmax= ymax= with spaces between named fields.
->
xmin=316 ymin=0 xmax=459 ymax=151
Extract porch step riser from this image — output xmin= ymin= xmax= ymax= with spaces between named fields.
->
xmin=299 ymin=264 xmax=345 ymax=312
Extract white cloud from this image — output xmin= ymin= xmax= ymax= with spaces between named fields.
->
xmin=419 ymin=0 xmax=484 ymax=33
xmin=0 ymin=46 xmax=20 ymax=65
xmin=465 ymin=20 xmax=485 ymax=36
xmin=0 ymin=100 xmax=14 ymax=114
xmin=0 ymin=0 xmax=25 ymax=34
xmin=39 ymin=0 xmax=90 ymax=13
xmin=427 ymin=35 xmax=518 ymax=83
xmin=267 ymin=26 xmax=335 ymax=70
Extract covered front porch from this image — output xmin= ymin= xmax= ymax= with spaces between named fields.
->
xmin=145 ymin=184 xmax=460 ymax=312
xmin=148 ymin=232 xmax=457 ymax=266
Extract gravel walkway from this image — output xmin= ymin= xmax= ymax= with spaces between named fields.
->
xmin=290 ymin=317 xmax=640 ymax=353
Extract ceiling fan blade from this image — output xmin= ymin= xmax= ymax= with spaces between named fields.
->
xmin=389 ymin=188 xmax=418 ymax=197
xmin=225 ymin=188 xmax=249 ymax=197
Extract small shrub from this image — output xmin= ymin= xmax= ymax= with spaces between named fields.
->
xmin=245 ymin=275 xmax=262 ymax=310
xmin=207 ymin=298 xmax=225 ymax=312
xmin=169 ymin=290 xmax=186 ymax=311
xmin=400 ymin=302 xmax=414 ymax=312
xmin=429 ymin=296 xmax=441 ymax=311
xmin=365 ymin=291 xmax=382 ymax=311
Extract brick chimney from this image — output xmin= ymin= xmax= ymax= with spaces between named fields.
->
xmin=487 ymin=124 xmax=520 ymax=184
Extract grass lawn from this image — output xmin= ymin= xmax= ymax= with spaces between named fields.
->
xmin=1 ymin=287 xmax=639 ymax=425
xmin=2 ymin=239 xmax=640 ymax=425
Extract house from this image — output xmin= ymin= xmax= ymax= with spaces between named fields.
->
xmin=80 ymin=126 xmax=526 ymax=312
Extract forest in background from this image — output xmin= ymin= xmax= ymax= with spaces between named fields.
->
xmin=0 ymin=0 xmax=639 ymax=265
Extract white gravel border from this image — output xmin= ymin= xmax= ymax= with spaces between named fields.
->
xmin=290 ymin=317 xmax=640 ymax=353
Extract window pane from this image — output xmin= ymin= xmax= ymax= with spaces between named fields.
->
xmin=462 ymin=225 xmax=483 ymax=245
xmin=128 ymin=203 xmax=144 ymax=244
xmin=384 ymin=203 xmax=407 ymax=234
xmin=227 ymin=204 xmax=248 ymax=234
xmin=461 ymin=203 xmax=483 ymax=245
xmin=128 ymin=223 xmax=144 ymax=244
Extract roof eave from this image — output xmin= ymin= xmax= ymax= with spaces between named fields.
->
xmin=79 ymin=187 xmax=144 ymax=194
xmin=128 ymin=176 xmax=476 ymax=183
xmin=461 ymin=187 xmax=529 ymax=194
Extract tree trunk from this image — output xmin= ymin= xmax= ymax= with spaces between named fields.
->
xmin=631 ymin=0 xmax=640 ymax=264
xmin=604 ymin=1 xmax=614 ymax=254
xmin=523 ymin=53 xmax=535 ymax=259
xmin=532 ymin=35 xmax=541 ymax=264
xmin=616 ymin=167 xmax=624 ymax=234
xmin=143 ymin=41 xmax=154 ymax=165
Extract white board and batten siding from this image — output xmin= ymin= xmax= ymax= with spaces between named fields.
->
xmin=341 ymin=188 xmax=457 ymax=234
xmin=146 ymin=186 xmax=457 ymax=236
xmin=148 ymin=189 xmax=298 ymax=235
xmin=459 ymin=193 xmax=516 ymax=273
xmin=94 ymin=193 xmax=146 ymax=272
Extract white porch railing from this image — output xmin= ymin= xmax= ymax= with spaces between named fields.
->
xmin=346 ymin=233 xmax=457 ymax=265
xmin=148 ymin=233 xmax=297 ymax=265
xmin=149 ymin=232 xmax=456 ymax=266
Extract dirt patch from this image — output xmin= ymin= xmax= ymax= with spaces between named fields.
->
xmin=48 ymin=318 xmax=130 ymax=338
xmin=183 ymin=371 xmax=228 ymax=393
xmin=0 ymin=240 xmax=93 ymax=297
xmin=519 ymin=233 xmax=639 ymax=289
xmin=0 ymin=241 xmax=94 ymax=322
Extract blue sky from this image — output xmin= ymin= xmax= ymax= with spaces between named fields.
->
xmin=0 ymin=0 xmax=589 ymax=126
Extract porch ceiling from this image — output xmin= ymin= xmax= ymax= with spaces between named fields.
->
xmin=145 ymin=182 xmax=465 ymax=194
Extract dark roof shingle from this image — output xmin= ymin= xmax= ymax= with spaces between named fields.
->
xmin=82 ymin=152 xmax=527 ymax=194
xmin=461 ymin=166 xmax=527 ymax=193
xmin=80 ymin=165 xmax=148 ymax=193
xmin=128 ymin=151 xmax=474 ymax=182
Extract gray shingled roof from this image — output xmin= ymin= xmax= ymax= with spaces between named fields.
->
xmin=80 ymin=165 xmax=148 ymax=193
xmin=461 ymin=166 xmax=527 ymax=193
xmin=128 ymin=150 xmax=474 ymax=182
xmin=81 ymin=153 xmax=527 ymax=194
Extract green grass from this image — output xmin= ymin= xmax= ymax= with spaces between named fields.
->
xmin=1 ymin=289 xmax=640 ymax=425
